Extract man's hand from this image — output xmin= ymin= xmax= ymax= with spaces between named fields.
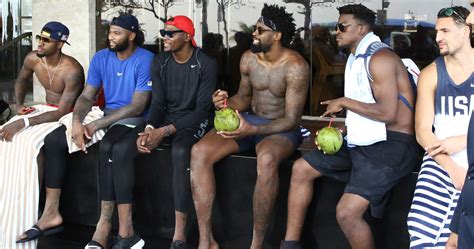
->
xmin=446 ymin=165 xmax=467 ymax=190
xmin=0 ymin=119 xmax=26 ymax=141
xmin=217 ymin=111 xmax=257 ymax=139
xmin=16 ymin=105 xmax=29 ymax=115
xmin=446 ymin=232 xmax=458 ymax=249
xmin=71 ymin=119 xmax=88 ymax=153
xmin=137 ymin=127 xmax=166 ymax=153
xmin=426 ymin=135 xmax=466 ymax=157
xmin=84 ymin=122 xmax=98 ymax=140
xmin=320 ymin=98 xmax=345 ymax=117
xmin=213 ymin=89 xmax=228 ymax=110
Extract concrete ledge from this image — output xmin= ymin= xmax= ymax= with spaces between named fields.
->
xmin=54 ymin=144 xmax=419 ymax=248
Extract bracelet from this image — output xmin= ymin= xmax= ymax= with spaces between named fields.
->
xmin=163 ymin=125 xmax=170 ymax=137
xmin=145 ymin=124 xmax=155 ymax=130
xmin=23 ymin=117 xmax=30 ymax=128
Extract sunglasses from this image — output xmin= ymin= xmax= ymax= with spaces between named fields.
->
xmin=438 ymin=7 xmax=466 ymax=23
xmin=35 ymin=35 xmax=54 ymax=44
xmin=159 ymin=29 xmax=184 ymax=38
xmin=335 ymin=23 xmax=361 ymax=32
xmin=253 ymin=25 xmax=274 ymax=35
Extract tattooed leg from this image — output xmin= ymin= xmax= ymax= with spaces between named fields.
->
xmin=251 ymin=137 xmax=295 ymax=249
xmin=251 ymin=155 xmax=279 ymax=249
xmin=91 ymin=201 xmax=115 ymax=247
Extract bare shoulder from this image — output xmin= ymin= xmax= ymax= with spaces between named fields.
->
xmin=370 ymin=48 xmax=401 ymax=68
xmin=241 ymin=50 xmax=257 ymax=64
xmin=283 ymin=48 xmax=309 ymax=74
xmin=60 ymin=54 xmax=85 ymax=85
xmin=240 ymin=50 xmax=257 ymax=73
xmin=23 ymin=51 xmax=41 ymax=68
xmin=417 ymin=61 xmax=437 ymax=85
xmin=62 ymin=54 xmax=84 ymax=73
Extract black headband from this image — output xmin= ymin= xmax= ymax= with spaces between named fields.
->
xmin=257 ymin=16 xmax=277 ymax=31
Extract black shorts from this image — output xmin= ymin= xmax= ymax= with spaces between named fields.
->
xmin=303 ymin=130 xmax=421 ymax=218
xmin=236 ymin=113 xmax=303 ymax=152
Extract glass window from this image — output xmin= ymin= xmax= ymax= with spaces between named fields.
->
xmin=99 ymin=0 xmax=472 ymax=116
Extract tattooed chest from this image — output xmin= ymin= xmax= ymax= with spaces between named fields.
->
xmin=249 ymin=66 xmax=286 ymax=96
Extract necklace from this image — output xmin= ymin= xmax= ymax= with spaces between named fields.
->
xmin=43 ymin=54 xmax=63 ymax=86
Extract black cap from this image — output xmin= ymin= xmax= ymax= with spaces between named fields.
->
xmin=111 ymin=14 xmax=139 ymax=32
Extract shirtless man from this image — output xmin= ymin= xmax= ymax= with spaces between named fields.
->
xmin=0 ymin=21 xmax=83 ymax=249
xmin=0 ymin=21 xmax=84 ymax=140
xmin=282 ymin=4 xmax=420 ymax=249
xmin=190 ymin=4 xmax=309 ymax=249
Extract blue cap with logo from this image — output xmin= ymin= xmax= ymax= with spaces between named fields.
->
xmin=111 ymin=14 xmax=139 ymax=32
xmin=40 ymin=21 xmax=70 ymax=45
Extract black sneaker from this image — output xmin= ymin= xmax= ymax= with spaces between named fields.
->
xmin=111 ymin=234 xmax=145 ymax=249
xmin=170 ymin=240 xmax=187 ymax=249
xmin=281 ymin=240 xmax=302 ymax=249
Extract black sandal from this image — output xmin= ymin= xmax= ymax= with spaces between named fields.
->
xmin=16 ymin=224 xmax=64 ymax=243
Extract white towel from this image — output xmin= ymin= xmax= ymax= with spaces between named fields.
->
xmin=0 ymin=104 xmax=61 ymax=249
xmin=58 ymin=106 xmax=106 ymax=154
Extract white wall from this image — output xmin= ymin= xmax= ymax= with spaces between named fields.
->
xmin=32 ymin=0 xmax=96 ymax=102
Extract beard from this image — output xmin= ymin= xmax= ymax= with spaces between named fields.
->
xmin=109 ymin=39 xmax=129 ymax=52
xmin=251 ymin=42 xmax=271 ymax=53
xmin=36 ymin=53 xmax=46 ymax=58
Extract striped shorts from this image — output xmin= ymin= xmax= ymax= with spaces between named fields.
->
xmin=407 ymin=155 xmax=461 ymax=248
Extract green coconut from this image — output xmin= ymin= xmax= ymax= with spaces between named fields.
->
xmin=214 ymin=107 xmax=240 ymax=132
xmin=315 ymin=127 xmax=343 ymax=155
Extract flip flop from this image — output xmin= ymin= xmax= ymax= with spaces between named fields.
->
xmin=84 ymin=240 xmax=105 ymax=248
xmin=16 ymin=224 xmax=64 ymax=243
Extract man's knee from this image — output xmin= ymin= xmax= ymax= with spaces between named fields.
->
xmin=256 ymin=152 xmax=279 ymax=180
xmin=190 ymin=142 xmax=214 ymax=168
xmin=336 ymin=198 xmax=366 ymax=225
xmin=44 ymin=125 xmax=66 ymax=148
xmin=172 ymin=143 xmax=191 ymax=160
xmin=112 ymin=137 xmax=137 ymax=162
xmin=100 ymin=128 xmax=123 ymax=155
xmin=291 ymin=158 xmax=320 ymax=183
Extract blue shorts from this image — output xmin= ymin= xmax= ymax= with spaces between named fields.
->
xmin=236 ymin=113 xmax=303 ymax=153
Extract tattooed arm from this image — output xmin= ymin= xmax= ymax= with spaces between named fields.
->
xmin=225 ymin=52 xmax=254 ymax=111
xmin=72 ymin=84 xmax=100 ymax=124
xmin=89 ymin=91 xmax=150 ymax=129
xmin=15 ymin=52 xmax=36 ymax=113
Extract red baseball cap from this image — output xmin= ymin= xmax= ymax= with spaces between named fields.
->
xmin=165 ymin=16 xmax=197 ymax=47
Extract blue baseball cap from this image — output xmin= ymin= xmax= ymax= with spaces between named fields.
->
xmin=111 ymin=14 xmax=139 ymax=33
xmin=40 ymin=21 xmax=70 ymax=45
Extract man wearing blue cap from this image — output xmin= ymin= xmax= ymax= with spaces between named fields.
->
xmin=16 ymin=14 xmax=154 ymax=249
xmin=1 ymin=21 xmax=82 ymax=140
xmin=0 ymin=21 xmax=84 ymax=249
